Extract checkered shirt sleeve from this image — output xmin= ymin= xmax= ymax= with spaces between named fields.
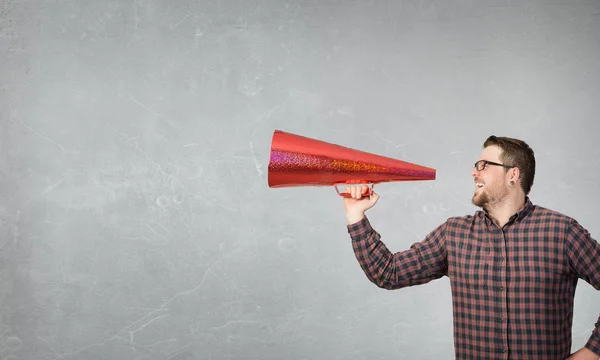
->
xmin=347 ymin=216 xmax=448 ymax=290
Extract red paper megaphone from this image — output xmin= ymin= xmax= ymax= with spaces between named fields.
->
xmin=268 ymin=130 xmax=436 ymax=198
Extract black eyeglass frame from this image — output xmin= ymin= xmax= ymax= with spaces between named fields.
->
xmin=473 ymin=160 xmax=516 ymax=171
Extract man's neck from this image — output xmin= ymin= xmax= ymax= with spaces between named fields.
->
xmin=485 ymin=195 xmax=527 ymax=228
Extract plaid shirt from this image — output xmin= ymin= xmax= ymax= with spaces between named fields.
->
xmin=348 ymin=198 xmax=600 ymax=359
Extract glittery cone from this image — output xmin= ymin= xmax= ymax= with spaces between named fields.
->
xmin=267 ymin=130 xmax=436 ymax=197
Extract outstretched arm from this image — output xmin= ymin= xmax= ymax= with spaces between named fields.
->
xmin=343 ymin=186 xmax=448 ymax=289
xmin=348 ymin=216 xmax=448 ymax=290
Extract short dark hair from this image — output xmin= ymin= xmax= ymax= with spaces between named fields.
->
xmin=483 ymin=135 xmax=536 ymax=195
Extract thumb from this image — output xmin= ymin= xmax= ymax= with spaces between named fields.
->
xmin=368 ymin=190 xmax=380 ymax=204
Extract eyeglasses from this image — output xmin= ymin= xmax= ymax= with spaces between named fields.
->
xmin=473 ymin=160 xmax=515 ymax=171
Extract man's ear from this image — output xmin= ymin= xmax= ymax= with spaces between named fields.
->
xmin=510 ymin=167 xmax=520 ymax=183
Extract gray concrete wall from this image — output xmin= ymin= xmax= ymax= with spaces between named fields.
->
xmin=1 ymin=0 xmax=599 ymax=359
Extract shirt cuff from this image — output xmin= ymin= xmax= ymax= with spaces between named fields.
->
xmin=347 ymin=216 xmax=372 ymax=238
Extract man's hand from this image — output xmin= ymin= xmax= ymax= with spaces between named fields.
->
xmin=343 ymin=185 xmax=380 ymax=224
xmin=567 ymin=347 xmax=600 ymax=360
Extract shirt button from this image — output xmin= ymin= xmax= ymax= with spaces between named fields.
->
xmin=500 ymin=316 xmax=505 ymax=322
xmin=503 ymin=348 xmax=508 ymax=353
xmin=500 ymin=257 xmax=505 ymax=262
xmin=500 ymin=286 xmax=504 ymax=291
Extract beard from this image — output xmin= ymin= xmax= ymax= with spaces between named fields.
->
xmin=472 ymin=184 xmax=506 ymax=210
xmin=472 ymin=190 xmax=488 ymax=208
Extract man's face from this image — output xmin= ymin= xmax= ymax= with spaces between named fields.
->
xmin=471 ymin=145 xmax=511 ymax=209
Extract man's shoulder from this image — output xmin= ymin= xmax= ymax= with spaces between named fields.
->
xmin=445 ymin=213 xmax=479 ymax=227
xmin=527 ymin=204 xmax=575 ymax=224
xmin=447 ymin=214 xmax=477 ymax=221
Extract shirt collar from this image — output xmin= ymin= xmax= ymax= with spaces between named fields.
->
xmin=478 ymin=197 xmax=535 ymax=224
xmin=514 ymin=197 xmax=534 ymax=221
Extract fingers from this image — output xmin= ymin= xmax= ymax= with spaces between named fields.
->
xmin=370 ymin=190 xmax=379 ymax=203
xmin=343 ymin=185 xmax=374 ymax=199
xmin=346 ymin=186 xmax=355 ymax=199
xmin=342 ymin=186 xmax=380 ymax=218
xmin=351 ymin=186 xmax=359 ymax=199
xmin=356 ymin=185 xmax=366 ymax=199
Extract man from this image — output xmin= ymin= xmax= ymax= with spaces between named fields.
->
xmin=343 ymin=136 xmax=600 ymax=359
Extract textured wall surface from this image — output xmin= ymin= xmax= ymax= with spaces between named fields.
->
xmin=1 ymin=0 xmax=600 ymax=359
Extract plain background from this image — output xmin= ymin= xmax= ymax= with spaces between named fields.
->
xmin=1 ymin=0 xmax=600 ymax=359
